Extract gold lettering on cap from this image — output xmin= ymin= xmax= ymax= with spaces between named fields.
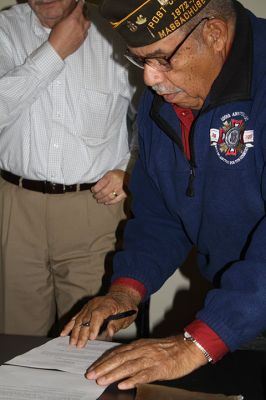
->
xmin=158 ymin=0 xmax=207 ymax=40
xmin=147 ymin=6 xmax=167 ymax=29
xmin=150 ymin=0 xmax=208 ymax=40
xmin=158 ymin=18 xmax=181 ymax=38
xmin=152 ymin=15 xmax=160 ymax=23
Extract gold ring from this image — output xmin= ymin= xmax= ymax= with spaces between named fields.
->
xmin=111 ymin=191 xmax=118 ymax=198
xmin=80 ymin=321 xmax=90 ymax=328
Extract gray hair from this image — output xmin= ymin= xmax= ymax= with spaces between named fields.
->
xmin=180 ymin=0 xmax=236 ymax=35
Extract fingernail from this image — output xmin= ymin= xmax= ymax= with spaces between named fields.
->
xmin=108 ymin=328 xmax=114 ymax=337
xmin=86 ymin=371 xmax=95 ymax=379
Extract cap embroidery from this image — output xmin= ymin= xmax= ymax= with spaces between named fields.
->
xmin=136 ymin=15 xmax=147 ymax=25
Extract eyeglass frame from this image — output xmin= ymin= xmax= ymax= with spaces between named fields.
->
xmin=124 ymin=17 xmax=211 ymax=72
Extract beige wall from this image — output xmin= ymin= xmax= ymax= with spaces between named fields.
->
xmin=1 ymin=0 xmax=16 ymax=9
xmin=240 ymin=0 xmax=266 ymax=16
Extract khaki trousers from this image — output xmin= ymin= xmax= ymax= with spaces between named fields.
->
xmin=0 ymin=177 xmax=126 ymax=336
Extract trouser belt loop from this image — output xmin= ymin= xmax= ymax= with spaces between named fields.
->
xmin=19 ymin=176 xmax=23 ymax=188
xmin=76 ymin=183 xmax=80 ymax=192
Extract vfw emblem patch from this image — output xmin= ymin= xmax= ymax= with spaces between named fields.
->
xmin=210 ymin=112 xmax=254 ymax=165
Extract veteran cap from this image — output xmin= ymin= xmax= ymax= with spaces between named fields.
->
xmin=100 ymin=0 xmax=212 ymax=47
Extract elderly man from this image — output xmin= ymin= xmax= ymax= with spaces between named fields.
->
xmin=62 ymin=0 xmax=266 ymax=389
xmin=0 ymin=0 xmax=142 ymax=336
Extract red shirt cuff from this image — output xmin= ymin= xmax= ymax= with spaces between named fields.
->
xmin=185 ymin=320 xmax=229 ymax=363
xmin=111 ymin=278 xmax=147 ymax=300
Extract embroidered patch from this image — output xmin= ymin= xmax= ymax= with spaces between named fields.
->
xmin=210 ymin=112 xmax=254 ymax=165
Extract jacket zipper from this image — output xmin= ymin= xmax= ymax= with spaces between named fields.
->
xmin=186 ymin=121 xmax=197 ymax=197
xmin=186 ymin=163 xmax=196 ymax=197
xmin=151 ymin=95 xmax=199 ymax=197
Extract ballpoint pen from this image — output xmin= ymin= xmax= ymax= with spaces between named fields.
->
xmin=99 ymin=309 xmax=137 ymax=332
xmin=104 ymin=309 xmax=137 ymax=324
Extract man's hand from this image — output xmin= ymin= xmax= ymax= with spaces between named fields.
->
xmin=49 ymin=1 xmax=90 ymax=59
xmin=60 ymin=286 xmax=140 ymax=347
xmin=91 ymin=170 xmax=129 ymax=205
xmin=86 ymin=335 xmax=208 ymax=389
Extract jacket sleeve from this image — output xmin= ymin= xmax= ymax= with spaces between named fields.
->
xmin=113 ymin=157 xmax=193 ymax=299
xmin=112 ymin=90 xmax=193 ymax=298
xmin=196 ymin=213 xmax=266 ymax=351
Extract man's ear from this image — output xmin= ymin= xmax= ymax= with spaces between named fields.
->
xmin=203 ymin=18 xmax=228 ymax=52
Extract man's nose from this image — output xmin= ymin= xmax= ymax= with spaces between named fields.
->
xmin=143 ymin=64 xmax=165 ymax=87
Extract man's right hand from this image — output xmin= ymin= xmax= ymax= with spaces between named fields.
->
xmin=49 ymin=0 xmax=90 ymax=60
xmin=60 ymin=286 xmax=140 ymax=348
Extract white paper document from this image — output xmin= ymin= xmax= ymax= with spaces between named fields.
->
xmin=0 ymin=337 xmax=120 ymax=400
xmin=0 ymin=365 xmax=103 ymax=399
xmin=6 ymin=336 xmax=119 ymax=375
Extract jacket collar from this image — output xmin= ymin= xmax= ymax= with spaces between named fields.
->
xmin=150 ymin=94 xmax=184 ymax=152
xmin=203 ymin=0 xmax=253 ymax=111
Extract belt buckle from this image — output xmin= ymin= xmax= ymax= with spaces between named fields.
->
xmin=43 ymin=181 xmax=61 ymax=194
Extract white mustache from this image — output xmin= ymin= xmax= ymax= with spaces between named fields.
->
xmin=152 ymin=85 xmax=182 ymax=95
xmin=35 ymin=0 xmax=58 ymax=4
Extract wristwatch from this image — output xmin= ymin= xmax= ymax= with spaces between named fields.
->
xmin=183 ymin=331 xmax=213 ymax=363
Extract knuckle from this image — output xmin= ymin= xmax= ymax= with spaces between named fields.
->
xmin=75 ymin=315 xmax=83 ymax=324
xmin=138 ymin=369 xmax=151 ymax=381
xmin=90 ymin=309 xmax=103 ymax=320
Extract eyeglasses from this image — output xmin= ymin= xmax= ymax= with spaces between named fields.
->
xmin=124 ymin=17 xmax=210 ymax=72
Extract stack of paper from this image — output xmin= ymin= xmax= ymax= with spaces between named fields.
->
xmin=0 ymin=337 xmax=119 ymax=400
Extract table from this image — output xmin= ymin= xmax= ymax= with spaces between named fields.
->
xmin=0 ymin=334 xmax=265 ymax=399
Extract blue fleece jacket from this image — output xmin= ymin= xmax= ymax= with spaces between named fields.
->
xmin=113 ymin=1 xmax=266 ymax=351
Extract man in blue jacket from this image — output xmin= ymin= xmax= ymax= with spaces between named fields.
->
xmin=62 ymin=0 xmax=266 ymax=389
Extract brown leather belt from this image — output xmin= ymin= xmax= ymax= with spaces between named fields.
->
xmin=1 ymin=170 xmax=96 ymax=194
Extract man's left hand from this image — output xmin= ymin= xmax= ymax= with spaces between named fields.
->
xmin=86 ymin=336 xmax=208 ymax=389
xmin=91 ymin=170 xmax=129 ymax=204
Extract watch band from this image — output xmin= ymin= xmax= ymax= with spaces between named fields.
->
xmin=183 ymin=331 xmax=213 ymax=363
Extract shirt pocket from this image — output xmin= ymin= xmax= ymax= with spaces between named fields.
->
xmin=77 ymin=88 xmax=113 ymax=140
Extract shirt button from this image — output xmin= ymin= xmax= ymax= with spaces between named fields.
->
xmin=53 ymin=143 xmax=59 ymax=149
xmin=56 ymin=112 xmax=62 ymax=118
